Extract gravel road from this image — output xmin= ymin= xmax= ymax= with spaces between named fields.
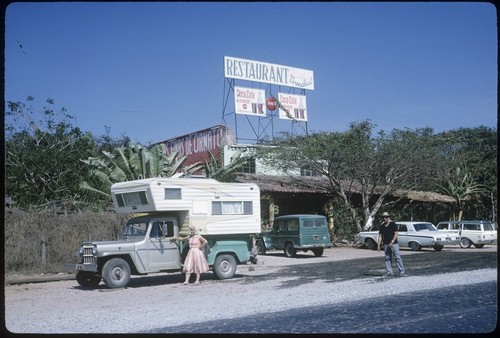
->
xmin=4 ymin=245 xmax=497 ymax=334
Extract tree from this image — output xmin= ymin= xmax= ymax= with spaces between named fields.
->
xmin=257 ymin=121 xmax=442 ymax=232
xmin=5 ymin=97 xmax=97 ymax=211
xmin=203 ymin=147 xmax=255 ymax=182
xmin=435 ymin=126 xmax=497 ymax=221
xmin=436 ymin=165 xmax=488 ymax=221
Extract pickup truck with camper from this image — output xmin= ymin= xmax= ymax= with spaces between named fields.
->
xmin=255 ymin=214 xmax=333 ymax=257
xmin=436 ymin=220 xmax=497 ymax=248
xmin=65 ymin=177 xmax=261 ymax=288
xmin=357 ymin=221 xmax=460 ymax=251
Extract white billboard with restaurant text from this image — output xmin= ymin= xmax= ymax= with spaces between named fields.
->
xmin=224 ymin=56 xmax=314 ymax=90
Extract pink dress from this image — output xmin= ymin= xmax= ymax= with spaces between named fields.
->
xmin=183 ymin=235 xmax=209 ymax=274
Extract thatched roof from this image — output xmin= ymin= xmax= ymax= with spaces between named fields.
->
xmin=235 ymin=173 xmax=455 ymax=203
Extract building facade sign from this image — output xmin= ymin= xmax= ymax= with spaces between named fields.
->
xmin=162 ymin=125 xmax=234 ymax=167
xmin=234 ymin=86 xmax=266 ymax=116
xmin=278 ymin=93 xmax=308 ymax=121
xmin=224 ymin=56 xmax=314 ymax=90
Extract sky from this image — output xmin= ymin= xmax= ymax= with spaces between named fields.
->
xmin=4 ymin=2 xmax=498 ymax=145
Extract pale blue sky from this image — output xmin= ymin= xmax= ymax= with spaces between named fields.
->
xmin=5 ymin=2 xmax=497 ymax=145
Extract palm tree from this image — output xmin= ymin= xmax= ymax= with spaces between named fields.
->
xmin=436 ymin=165 xmax=488 ymax=221
xmin=203 ymin=147 xmax=255 ymax=182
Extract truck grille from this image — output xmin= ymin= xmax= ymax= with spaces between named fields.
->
xmin=82 ymin=246 xmax=95 ymax=264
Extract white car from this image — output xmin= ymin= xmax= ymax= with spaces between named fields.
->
xmin=357 ymin=221 xmax=461 ymax=251
xmin=436 ymin=220 xmax=497 ymax=248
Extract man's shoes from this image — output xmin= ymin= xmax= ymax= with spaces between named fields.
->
xmin=399 ymin=272 xmax=408 ymax=277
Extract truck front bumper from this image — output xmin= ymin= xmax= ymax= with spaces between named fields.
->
xmin=64 ymin=263 xmax=98 ymax=273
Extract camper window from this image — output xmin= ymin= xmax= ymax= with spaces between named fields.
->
xmin=212 ymin=201 xmax=253 ymax=215
xmin=164 ymin=188 xmax=182 ymax=200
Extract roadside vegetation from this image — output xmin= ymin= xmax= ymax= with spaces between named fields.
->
xmin=4 ymin=97 xmax=497 ymax=275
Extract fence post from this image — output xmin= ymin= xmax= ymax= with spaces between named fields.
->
xmin=41 ymin=235 xmax=46 ymax=267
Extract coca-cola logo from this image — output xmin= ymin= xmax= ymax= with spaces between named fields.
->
xmin=266 ymin=97 xmax=277 ymax=111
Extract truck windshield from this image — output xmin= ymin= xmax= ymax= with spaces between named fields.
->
xmin=123 ymin=222 xmax=148 ymax=236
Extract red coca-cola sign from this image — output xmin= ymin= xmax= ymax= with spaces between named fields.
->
xmin=266 ymin=97 xmax=277 ymax=111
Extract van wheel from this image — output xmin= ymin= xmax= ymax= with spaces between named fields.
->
xmin=284 ymin=243 xmax=296 ymax=258
xmin=460 ymin=238 xmax=472 ymax=248
xmin=213 ymin=254 xmax=237 ymax=280
xmin=76 ymin=271 xmax=101 ymax=288
xmin=102 ymin=258 xmax=131 ymax=288
xmin=409 ymin=242 xmax=421 ymax=251
xmin=312 ymin=248 xmax=324 ymax=257
xmin=256 ymin=240 xmax=266 ymax=255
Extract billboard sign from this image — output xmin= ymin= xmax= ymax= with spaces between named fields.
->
xmin=278 ymin=93 xmax=308 ymax=121
xmin=234 ymin=86 xmax=266 ymax=116
xmin=162 ymin=125 xmax=234 ymax=168
xmin=224 ymin=56 xmax=314 ymax=90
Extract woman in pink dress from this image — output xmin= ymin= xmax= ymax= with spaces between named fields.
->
xmin=174 ymin=226 xmax=209 ymax=285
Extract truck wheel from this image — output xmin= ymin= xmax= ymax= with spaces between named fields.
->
xmin=213 ymin=254 xmax=237 ymax=280
xmin=284 ymin=243 xmax=296 ymax=258
xmin=312 ymin=248 xmax=324 ymax=257
xmin=433 ymin=245 xmax=444 ymax=252
xmin=102 ymin=258 xmax=131 ymax=288
xmin=460 ymin=238 xmax=472 ymax=248
xmin=76 ymin=271 xmax=101 ymax=288
xmin=256 ymin=240 xmax=266 ymax=255
xmin=365 ymin=238 xmax=377 ymax=250
xmin=409 ymin=241 xmax=421 ymax=251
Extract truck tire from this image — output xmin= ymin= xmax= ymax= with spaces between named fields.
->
xmin=76 ymin=271 xmax=101 ymax=288
xmin=256 ymin=240 xmax=266 ymax=255
xmin=284 ymin=243 xmax=296 ymax=258
xmin=312 ymin=248 xmax=324 ymax=257
xmin=102 ymin=258 xmax=131 ymax=288
xmin=213 ymin=254 xmax=237 ymax=280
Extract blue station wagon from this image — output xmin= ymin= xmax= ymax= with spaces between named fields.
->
xmin=256 ymin=214 xmax=333 ymax=257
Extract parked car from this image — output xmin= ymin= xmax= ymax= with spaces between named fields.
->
xmin=255 ymin=214 xmax=333 ymax=257
xmin=357 ymin=221 xmax=460 ymax=251
xmin=436 ymin=220 xmax=497 ymax=248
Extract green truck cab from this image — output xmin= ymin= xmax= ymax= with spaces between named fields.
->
xmin=255 ymin=214 xmax=333 ymax=257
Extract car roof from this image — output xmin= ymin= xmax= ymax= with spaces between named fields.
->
xmin=274 ymin=214 xmax=326 ymax=220
xmin=437 ymin=220 xmax=492 ymax=224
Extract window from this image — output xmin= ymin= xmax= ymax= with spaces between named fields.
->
xmin=304 ymin=220 xmax=314 ymax=228
xmin=236 ymin=158 xmax=256 ymax=174
xmin=212 ymin=201 xmax=253 ymax=215
xmin=315 ymin=219 xmax=326 ymax=227
xmin=115 ymin=191 xmax=148 ymax=207
xmin=288 ymin=220 xmax=298 ymax=230
xmin=300 ymin=167 xmax=320 ymax=177
xmin=398 ymin=224 xmax=408 ymax=232
xmin=165 ymin=188 xmax=181 ymax=200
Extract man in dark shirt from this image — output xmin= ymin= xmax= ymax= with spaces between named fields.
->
xmin=377 ymin=212 xmax=405 ymax=277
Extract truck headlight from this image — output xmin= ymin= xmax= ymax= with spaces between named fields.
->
xmin=92 ymin=245 xmax=98 ymax=255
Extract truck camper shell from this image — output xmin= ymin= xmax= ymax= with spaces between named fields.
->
xmin=111 ymin=178 xmax=261 ymax=236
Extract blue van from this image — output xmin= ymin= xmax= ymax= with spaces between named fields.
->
xmin=256 ymin=214 xmax=333 ymax=257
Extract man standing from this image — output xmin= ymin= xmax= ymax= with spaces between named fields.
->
xmin=377 ymin=212 xmax=406 ymax=277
